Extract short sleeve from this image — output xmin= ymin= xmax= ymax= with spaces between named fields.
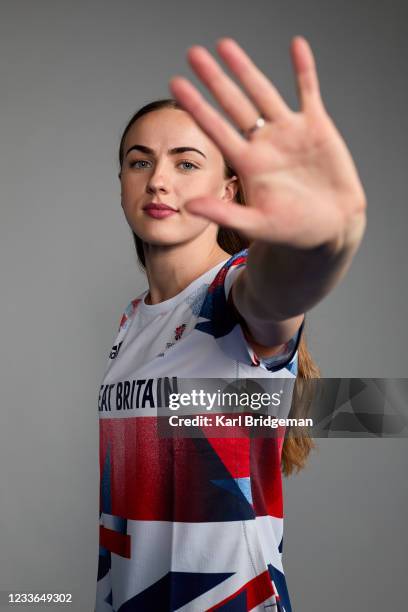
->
xmin=223 ymin=255 xmax=304 ymax=374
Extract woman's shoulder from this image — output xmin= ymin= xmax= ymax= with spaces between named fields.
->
xmin=207 ymin=248 xmax=248 ymax=302
xmin=195 ymin=248 xmax=248 ymax=329
xmin=117 ymin=292 xmax=145 ymax=333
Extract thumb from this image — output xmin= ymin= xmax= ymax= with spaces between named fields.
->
xmin=184 ymin=197 xmax=262 ymax=234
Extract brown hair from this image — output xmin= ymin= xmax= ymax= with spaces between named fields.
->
xmin=118 ymin=98 xmax=318 ymax=476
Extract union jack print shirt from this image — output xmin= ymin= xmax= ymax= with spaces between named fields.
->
xmin=96 ymin=248 xmax=303 ymax=611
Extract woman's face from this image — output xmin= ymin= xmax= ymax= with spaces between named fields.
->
xmin=119 ymin=108 xmax=237 ymax=248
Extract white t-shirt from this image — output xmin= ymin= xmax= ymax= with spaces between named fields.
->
xmin=95 ymin=248 xmax=303 ymax=612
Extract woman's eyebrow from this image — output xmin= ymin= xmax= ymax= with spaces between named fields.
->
xmin=125 ymin=144 xmax=207 ymax=159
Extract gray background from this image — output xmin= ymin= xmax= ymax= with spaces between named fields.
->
xmin=0 ymin=0 xmax=407 ymax=610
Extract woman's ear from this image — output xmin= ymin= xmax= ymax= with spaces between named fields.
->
xmin=223 ymin=176 xmax=238 ymax=202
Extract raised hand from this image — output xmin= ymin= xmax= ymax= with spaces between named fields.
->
xmin=169 ymin=37 xmax=366 ymax=251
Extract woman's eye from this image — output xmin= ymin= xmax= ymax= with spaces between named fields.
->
xmin=130 ymin=160 xmax=151 ymax=169
xmin=178 ymin=161 xmax=198 ymax=170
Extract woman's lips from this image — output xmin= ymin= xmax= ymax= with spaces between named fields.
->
xmin=143 ymin=203 xmax=178 ymax=219
xmin=144 ymin=208 xmax=178 ymax=219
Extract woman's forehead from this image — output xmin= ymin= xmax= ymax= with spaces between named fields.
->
xmin=125 ymin=108 xmax=220 ymax=157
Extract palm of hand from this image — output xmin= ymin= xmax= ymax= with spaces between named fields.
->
xmin=169 ymin=37 xmax=366 ymax=250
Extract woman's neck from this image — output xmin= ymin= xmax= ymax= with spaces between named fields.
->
xmin=143 ymin=239 xmax=230 ymax=305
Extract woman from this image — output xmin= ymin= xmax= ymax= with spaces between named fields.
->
xmin=96 ymin=37 xmax=366 ymax=611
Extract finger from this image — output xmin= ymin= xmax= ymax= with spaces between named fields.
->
xmin=186 ymin=197 xmax=309 ymax=245
xmin=187 ymin=45 xmax=261 ymax=135
xmin=169 ymin=75 xmax=247 ymax=166
xmin=184 ymin=196 xmax=267 ymax=236
xmin=290 ymin=36 xmax=325 ymax=115
xmin=215 ymin=38 xmax=292 ymax=122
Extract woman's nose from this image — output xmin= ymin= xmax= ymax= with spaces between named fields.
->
xmin=146 ymin=168 xmax=170 ymax=194
xmin=146 ymin=181 xmax=168 ymax=194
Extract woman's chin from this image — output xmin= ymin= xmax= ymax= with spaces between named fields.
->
xmin=131 ymin=222 xmax=208 ymax=247
xmin=132 ymin=228 xmax=188 ymax=247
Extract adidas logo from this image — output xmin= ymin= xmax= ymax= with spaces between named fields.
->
xmin=109 ymin=341 xmax=123 ymax=359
